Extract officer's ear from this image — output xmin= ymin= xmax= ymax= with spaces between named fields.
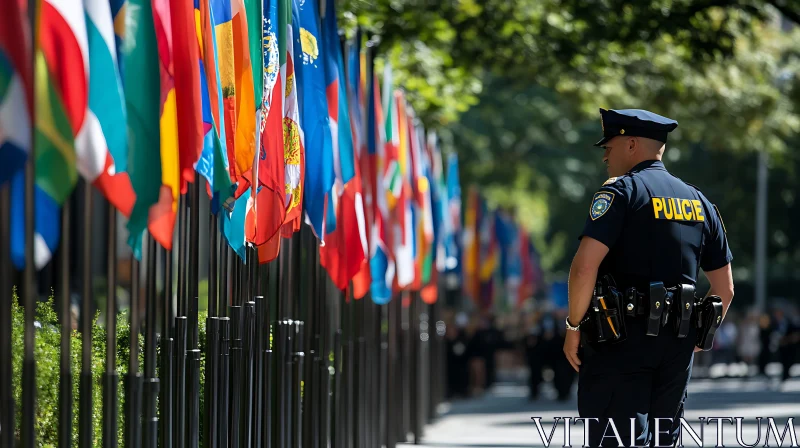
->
xmin=626 ymin=137 xmax=637 ymax=154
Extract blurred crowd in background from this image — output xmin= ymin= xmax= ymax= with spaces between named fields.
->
xmin=443 ymin=302 xmax=800 ymax=401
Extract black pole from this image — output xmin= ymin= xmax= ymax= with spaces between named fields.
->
xmin=345 ymin=290 xmax=354 ymax=448
xmin=397 ymin=293 xmax=406 ymax=444
xmin=205 ymin=212 xmax=219 ymax=448
xmin=357 ymin=296 xmax=366 ymax=448
xmin=333 ymin=325 xmax=342 ymax=448
xmin=0 ymin=183 xmax=13 ymax=448
xmin=303 ymin=227 xmax=316 ymax=448
xmin=173 ymin=315 xmax=187 ymax=448
xmin=20 ymin=124 xmax=36 ymax=448
xmin=277 ymin=240 xmax=291 ymax=448
xmin=205 ymin=315 xmax=219 ymax=448
xmin=102 ymin=203 xmax=118 ymax=448
xmin=243 ymin=300 xmax=256 ymax=447
xmin=126 ymin=255 xmax=143 ymax=448
xmin=317 ymin=252 xmax=328 ymax=448
xmin=177 ymin=195 xmax=186 ymax=319
xmin=267 ymin=260 xmax=280 ymax=448
xmin=291 ymin=228 xmax=305 ymax=448
xmin=78 ymin=183 xmax=94 ymax=448
xmin=209 ymin=214 xmax=219 ymax=317
xmin=254 ymin=294 xmax=266 ymax=448
xmin=293 ymin=321 xmax=304 ymax=448
xmin=228 ymin=303 xmax=242 ymax=448
xmin=385 ymin=296 xmax=396 ymax=448
xmin=374 ymin=300 xmax=383 ymax=448
xmin=174 ymin=193 xmax=188 ymax=448
xmin=231 ymin=251 xmax=239 ymax=307
xmin=410 ymin=293 xmax=420 ymax=444
xmin=143 ymin=236 xmax=160 ymax=448
xmin=189 ymin=180 xmax=200 ymax=346
xmin=58 ymin=194 xmax=73 ymax=448
xmin=160 ymin=246 xmax=174 ymax=448
xmin=187 ymin=179 xmax=200 ymax=448
xmin=218 ymin=316 xmax=231 ymax=448
xmin=19 ymin=0 xmax=36 ymax=443
xmin=219 ymin=224 xmax=228 ymax=317
xmin=187 ymin=348 xmax=201 ymax=448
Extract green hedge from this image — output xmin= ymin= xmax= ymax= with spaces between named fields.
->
xmin=10 ymin=289 xmax=207 ymax=447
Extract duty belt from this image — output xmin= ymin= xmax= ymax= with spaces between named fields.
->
xmin=584 ymin=276 xmax=724 ymax=351
xmin=623 ymin=283 xmax=696 ymax=338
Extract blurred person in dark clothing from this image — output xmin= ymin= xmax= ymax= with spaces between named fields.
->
xmin=473 ymin=314 xmax=509 ymax=390
xmin=758 ymin=312 xmax=773 ymax=377
xmin=525 ymin=312 xmax=548 ymax=400
xmin=446 ymin=312 xmax=471 ymax=398
xmin=525 ymin=310 xmax=575 ymax=401
xmin=773 ymin=308 xmax=800 ymax=382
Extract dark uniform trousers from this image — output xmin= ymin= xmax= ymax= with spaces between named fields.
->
xmin=578 ymin=314 xmax=697 ymax=447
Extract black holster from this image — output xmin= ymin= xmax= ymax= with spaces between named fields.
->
xmin=695 ymin=295 xmax=724 ymax=351
xmin=646 ymin=282 xmax=695 ymax=338
xmin=582 ymin=275 xmax=627 ymax=345
xmin=675 ymin=284 xmax=695 ymax=338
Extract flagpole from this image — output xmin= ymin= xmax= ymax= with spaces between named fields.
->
xmin=125 ymin=253 xmax=143 ymax=448
xmin=0 ymin=181 xmax=12 ymax=448
xmin=266 ymin=258 xmax=279 ymax=448
xmin=160 ymin=244 xmax=174 ymax=448
xmin=174 ymin=194 xmax=188 ymax=448
xmin=143 ymin=233 xmax=160 ymax=448
xmin=76 ymin=183 xmax=94 ymax=448
xmin=58 ymin=192 xmax=73 ymax=448
xmin=220 ymin=232 xmax=229 ymax=316
xmin=20 ymin=0 xmax=37 ymax=442
xmin=318 ymin=259 xmax=329 ymax=448
xmin=302 ymin=225 xmax=316 ymax=448
xmin=187 ymin=176 xmax=201 ymax=448
xmin=205 ymin=211 xmax=219 ymax=448
xmin=20 ymin=67 xmax=36 ymax=448
xmin=292 ymin=226 xmax=306 ymax=448
xmin=102 ymin=202 xmax=119 ymax=448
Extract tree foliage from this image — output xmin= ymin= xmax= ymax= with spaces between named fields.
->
xmin=341 ymin=0 xmax=800 ymax=125
xmin=338 ymin=0 xmax=800 ymax=297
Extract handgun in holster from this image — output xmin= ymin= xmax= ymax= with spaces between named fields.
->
xmin=695 ymin=295 xmax=724 ymax=351
xmin=586 ymin=275 xmax=627 ymax=344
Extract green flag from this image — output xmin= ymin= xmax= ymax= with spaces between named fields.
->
xmin=124 ymin=0 xmax=162 ymax=255
xmin=246 ymin=0 xmax=263 ymax=106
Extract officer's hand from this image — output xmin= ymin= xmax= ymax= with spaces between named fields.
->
xmin=693 ymin=346 xmax=703 ymax=353
xmin=563 ymin=331 xmax=582 ymax=372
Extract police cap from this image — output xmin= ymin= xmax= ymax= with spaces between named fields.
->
xmin=594 ymin=108 xmax=678 ymax=147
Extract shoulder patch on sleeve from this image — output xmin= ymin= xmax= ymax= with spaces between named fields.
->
xmin=712 ymin=204 xmax=727 ymax=234
xmin=590 ymin=191 xmax=615 ymax=220
xmin=602 ymin=177 xmax=619 ymax=186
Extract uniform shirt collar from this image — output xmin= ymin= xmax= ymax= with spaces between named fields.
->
xmin=628 ymin=159 xmax=666 ymax=174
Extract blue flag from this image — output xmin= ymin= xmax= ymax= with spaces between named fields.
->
xmin=293 ymin=0 xmax=334 ymax=239
xmin=445 ymin=153 xmax=462 ymax=277
xmin=10 ymin=171 xmax=60 ymax=270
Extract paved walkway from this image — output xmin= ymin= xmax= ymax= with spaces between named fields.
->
xmin=403 ymin=378 xmax=800 ymax=447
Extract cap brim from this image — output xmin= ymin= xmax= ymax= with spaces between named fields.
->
xmin=594 ymin=136 xmax=611 ymax=147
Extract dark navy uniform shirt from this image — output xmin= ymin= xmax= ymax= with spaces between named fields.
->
xmin=579 ymin=160 xmax=733 ymax=290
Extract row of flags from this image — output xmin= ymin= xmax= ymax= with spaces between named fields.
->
xmin=461 ymin=188 xmax=545 ymax=311
xmin=0 ymin=0 xmax=544 ymax=306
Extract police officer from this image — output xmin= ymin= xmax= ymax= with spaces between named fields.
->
xmin=562 ymin=109 xmax=735 ymax=447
